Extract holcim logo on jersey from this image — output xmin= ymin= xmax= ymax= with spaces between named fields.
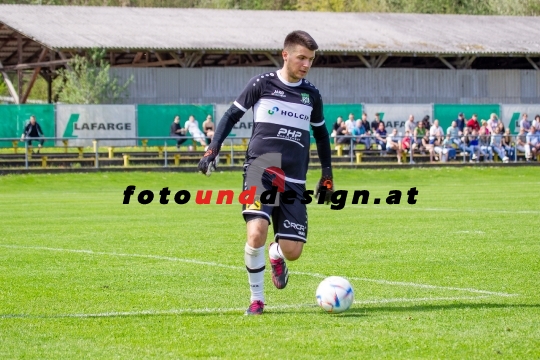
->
xmin=268 ymin=107 xmax=279 ymax=115
xmin=267 ymin=107 xmax=310 ymax=121
xmin=277 ymin=128 xmax=302 ymax=142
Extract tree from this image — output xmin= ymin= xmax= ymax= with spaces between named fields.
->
xmin=53 ymin=48 xmax=133 ymax=104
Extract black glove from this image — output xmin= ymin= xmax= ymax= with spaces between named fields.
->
xmin=198 ymin=147 xmax=219 ymax=176
xmin=315 ymin=167 xmax=334 ymax=204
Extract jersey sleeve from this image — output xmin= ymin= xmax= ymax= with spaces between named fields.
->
xmin=233 ymin=74 xmax=266 ymax=112
xmin=310 ymin=92 xmax=325 ymax=127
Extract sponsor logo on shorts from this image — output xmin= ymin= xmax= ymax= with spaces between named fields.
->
xmin=283 ymin=219 xmax=306 ymax=236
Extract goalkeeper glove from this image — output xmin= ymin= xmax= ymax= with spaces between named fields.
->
xmin=315 ymin=167 xmax=334 ymax=204
xmin=198 ymin=147 xmax=219 ymax=176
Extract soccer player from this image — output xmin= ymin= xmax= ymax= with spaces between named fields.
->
xmin=197 ymin=30 xmax=334 ymax=315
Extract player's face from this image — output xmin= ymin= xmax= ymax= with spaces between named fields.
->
xmin=283 ymin=45 xmax=315 ymax=82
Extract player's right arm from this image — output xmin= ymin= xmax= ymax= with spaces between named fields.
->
xmin=198 ymin=74 xmax=265 ymax=175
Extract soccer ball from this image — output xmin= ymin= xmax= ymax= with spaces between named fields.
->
xmin=315 ymin=276 xmax=354 ymax=313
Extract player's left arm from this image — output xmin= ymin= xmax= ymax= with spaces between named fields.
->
xmin=310 ymin=94 xmax=333 ymax=204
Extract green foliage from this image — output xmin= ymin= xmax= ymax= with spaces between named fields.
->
xmin=0 ymin=79 xmax=7 ymax=97
xmin=53 ymin=48 xmax=133 ymax=104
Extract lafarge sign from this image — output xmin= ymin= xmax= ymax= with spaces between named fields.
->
xmin=56 ymin=105 xmax=136 ymax=146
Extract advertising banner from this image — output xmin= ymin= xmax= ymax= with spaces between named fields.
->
xmin=500 ymin=105 xmax=540 ymax=134
xmin=433 ymin=104 xmax=500 ymax=131
xmin=56 ymin=105 xmax=136 ymax=146
xmin=0 ymin=105 xmax=55 ymax=148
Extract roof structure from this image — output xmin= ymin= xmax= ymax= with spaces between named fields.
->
xmin=1 ymin=5 xmax=540 ymax=102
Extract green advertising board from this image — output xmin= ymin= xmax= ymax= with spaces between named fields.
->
xmin=0 ymin=105 xmax=55 ymax=148
xmin=137 ymin=105 xmax=214 ymax=146
xmin=433 ymin=104 xmax=500 ymax=131
xmin=321 ymin=104 xmax=363 ymax=138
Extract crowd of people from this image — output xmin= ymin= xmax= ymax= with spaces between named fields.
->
xmin=169 ymin=114 xmax=214 ymax=150
xmin=331 ymin=112 xmax=540 ymax=163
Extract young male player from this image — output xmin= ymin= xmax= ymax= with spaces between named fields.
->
xmin=198 ymin=30 xmax=334 ymax=315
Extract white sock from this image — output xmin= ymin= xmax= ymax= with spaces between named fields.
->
xmin=244 ymin=243 xmax=265 ymax=303
xmin=268 ymin=242 xmax=284 ymax=261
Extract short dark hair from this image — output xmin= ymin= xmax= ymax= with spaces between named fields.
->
xmin=284 ymin=30 xmax=318 ymax=51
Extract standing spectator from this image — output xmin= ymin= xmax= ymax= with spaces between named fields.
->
xmin=478 ymin=127 xmax=493 ymax=162
xmin=519 ymin=113 xmax=531 ymax=132
xmin=360 ymin=112 xmax=371 ymax=136
xmin=202 ymin=115 xmax=215 ymax=143
xmin=375 ymin=122 xmax=387 ymax=152
xmin=421 ymin=115 xmax=431 ymax=130
xmin=401 ymin=130 xmax=417 ymax=164
xmin=491 ymin=127 xmax=509 ymax=163
xmin=414 ymin=121 xmax=428 ymax=154
xmin=371 ymin=113 xmax=382 ymax=133
xmin=21 ymin=115 xmax=44 ymax=153
xmin=170 ymin=115 xmax=187 ymax=148
xmin=184 ymin=115 xmax=208 ymax=150
xmin=533 ymin=115 xmax=540 ymax=131
xmin=467 ymin=114 xmax=480 ymax=132
xmin=502 ymin=128 xmax=515 ymax=161
xmin=526 ymin=126 xmax=540 ymax=161
xmin=446 ymin=120 xmax=461 ymax=147
xmin=386 ymin=128 xmax=403 ymax=164
xmin=515 ymin=128 xmax=528 ymax=160
xmin=487 ymin=113 xmax=500 ymax=134
xmin=352 ymin=119 xmax=371 ymax=150
xmin=405 ymin=114 xmax=416 ymax=135
xmin=456 ymin=112 xmax=466 ymax=132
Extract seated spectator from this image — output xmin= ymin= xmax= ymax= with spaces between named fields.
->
xmin=491 ymin=127 xmax=509 ymax=163
xmin=467 ymin=114 xmax=480 ymax=132
xmin=331 ymin=116 xmax=343 ymax=147
xmin=414 ymin=121 xmax=428 ymax=154
xmin=345 ymin=113 xmax=356 ymax=135
xmin=202 ymin=115 xmax=215 ymax=143
xmin=335 ymin=120 xmax=351 ymax=149
xmin=401 ymin=130 xmax=417 ymax=164
xmin=421 ymin=115 xmax=431 ymax=130
xmin=461 ymin=128 xmax=480 ymax=162
xmin=184 ymin=115 xmax=207 ymax=150
xmin=515 ymin=128 xmax=528 ymax=160
xmin=352 ymin=119 xmax=371 ymax=150
xmin=478 ymin=127 xmax=493 ymax=162
xmin=170 ymin=115 xmax=187 ymax=148
xmin=360 ymin=112 xmax=371 ymax=135
xmin=386 ymin=128 xmax=403 ymax=164
xmin=487 ymin=113 xmax=500 ymax=134
xmin=502 ymin=128 xmax=515 ymax=161
xmin=533 ymin=115 xmax=540 ymax=131
xmin=446 ymin=120 xmax=461 ymax=147
xmin=429 ymin=128 xmax=444 ymax=163
xmin=429 ymin=119 xmax=444 ymax=143
xmin=520 ymin=113 xmax=531 ymax=132
xmin=526 ymin=126 xmax=540 ymax=162
xmin=405 ymin=115 xmax=416 ymax=135
xmin=375 ymin=122 xmax=387 ymax=152
xmin=456 ymin=112 xmax=466 ymax=132
xmin=371 ymin=113 xmax=382 ymax=134
xmin=442 ymin=133 xmax=457 ymax=160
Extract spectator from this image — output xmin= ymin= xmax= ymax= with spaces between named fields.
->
xmin=461 ymin=128 xmax=480 ymax=162
xmin=386 ymin=128 xmax=403 ymax=164
xmin=519 ymin=113 xmax=531 ymax=132
xmin=491 ymin=127 xmax=509 ymax=163
xmin=486 ymin=113 xmax=500 ymax=134
xmin=429 ymin=119 xmax=444 ymax=143
xmin=515 ymin=128 xmax=528 ymax=160
xmin=525 ymin=126 xmax=540 ymax=162
xmin=502 ymin=128 xmax=515 ymax=161
xmin=401 ymin=130 xmax=417 ymax=164
xmin=446 ymin=120 xmax=461 ymax=147
xmin=456 ymin=112 xmax=466 ymax=132
xmin=442 ymin=133 xmax=457 ymax=160
xmin=170 ymin=115 xmax=187 ymax=148
xmin=478 ymin=127 xmax=493 ymax=162
xmin=421 ymin=115 xmax=431 ymax=130
xmin=202 ymin=115 xmax=215 ymax=143
xmin=21 ymin=115 xmax=44 ymax=153
xmin=429 ymin=128 xmax=444 ymax=163
xmin=360 ymin=112 xmax=371 ymax=135
xmin=414 ymin=121 xmax=428 ymax=154
xmin=345 ymin=113 xmax=356 ymax=135
xmin=352 ymin=119 xmax=371 ymax=150
xmin=375 ymin=122 xmax=387 ymax=152
xmin=533 ymin=115 xmax=540 ymax=131
xmin=184 ymin=115 xmax=207 ymax=150
xmin=371 ymin=113 xmax=382 ymax=133
xmin=467 ymin=114 xmax=480 ymax=132
xmin=331 ymin=116 xmax=343 ymax=147
xmin=405 ymin=114 xmax=416 ymax=135
xmin=480 ymin=120 xmax=490 ymax=135
xmin=335 ymin=119 xmax=350 ymax=149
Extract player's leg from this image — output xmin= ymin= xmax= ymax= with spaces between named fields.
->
xmin=244 ymin=216 xmax=269 ymax=315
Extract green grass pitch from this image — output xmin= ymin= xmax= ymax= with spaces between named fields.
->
xmin=1 ymin=167 xmax=539 ymax=359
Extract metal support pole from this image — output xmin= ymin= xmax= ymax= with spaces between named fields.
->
xmin=94 ymin=140 xmax=99 ymax=168
xmin=350 ymin=138 xmax=354 ymax=163
xmin=24 ymin=140 xmax=28 ymax=169
xmin=230 ymin=139 xmax=234 ymax=166
xmin=164 ymin=140 xmax=168 ymax=167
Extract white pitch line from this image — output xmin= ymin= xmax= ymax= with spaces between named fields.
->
xmin=0 ymin=295 xmax=491 ymax=319
xmin=351 ymin=207 xmax=540 ymax=215
xmin=0 ymin=244 xmax=519 ymax=297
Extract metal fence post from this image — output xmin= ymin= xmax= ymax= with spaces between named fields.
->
xmin=94 ymin=140 xmax=99 ymax=168
xmin=164 ymin=140 xmax=168 ymax=167
xmin=24 ymin=140 xmax=28 ymax=169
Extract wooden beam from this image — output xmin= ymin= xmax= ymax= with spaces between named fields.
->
xmin=525 ymin=56 xmax=539 ymax=71
xmin=169 ymin=52 xmax=185 ymax=67
xmin=264 ymin=52 xmax=280 ymax=67
xmin=21 ymin=48 xmax=48 ymax=104
xmin=57 ymin=52 xmax=73 ymax=71
xmin=374 ymin=54 xmax=388 ymax=68
xmin=225 ymin=53 xmax=235 ymax=66
xmin=0 ymin=61 xmax=19 ymax=103
xmin=132 ymin=52 xmax=143 ymax=64
xmin=357 ymin=54 xmax=372 ymax=68
xmin=188 ymin=53 xmax=203 ymax=68
xmin=154 ymin=52 xmax=167 ymax=67
xmin=116 ymin=59 xmax=180 ymax=68
xmin=438 ymin=56 xmax=456 ymax=70
xmin=17 ymin=33 xmax=23 ymax=101
xmin=2 ymin=59 xmax=69 ymax=71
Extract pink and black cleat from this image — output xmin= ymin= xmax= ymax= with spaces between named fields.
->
xmin=245 ymin=300 xmax=265 ymax=315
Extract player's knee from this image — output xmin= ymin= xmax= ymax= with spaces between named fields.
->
xmin=279 ymin=244 xmax=303 ymax=261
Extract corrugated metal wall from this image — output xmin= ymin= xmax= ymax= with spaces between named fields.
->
xmin=112 ymin=68 xmax=540 ymax=105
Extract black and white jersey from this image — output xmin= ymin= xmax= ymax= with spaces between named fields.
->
xmin=234 ymin=70 xmax=325 ymax=183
